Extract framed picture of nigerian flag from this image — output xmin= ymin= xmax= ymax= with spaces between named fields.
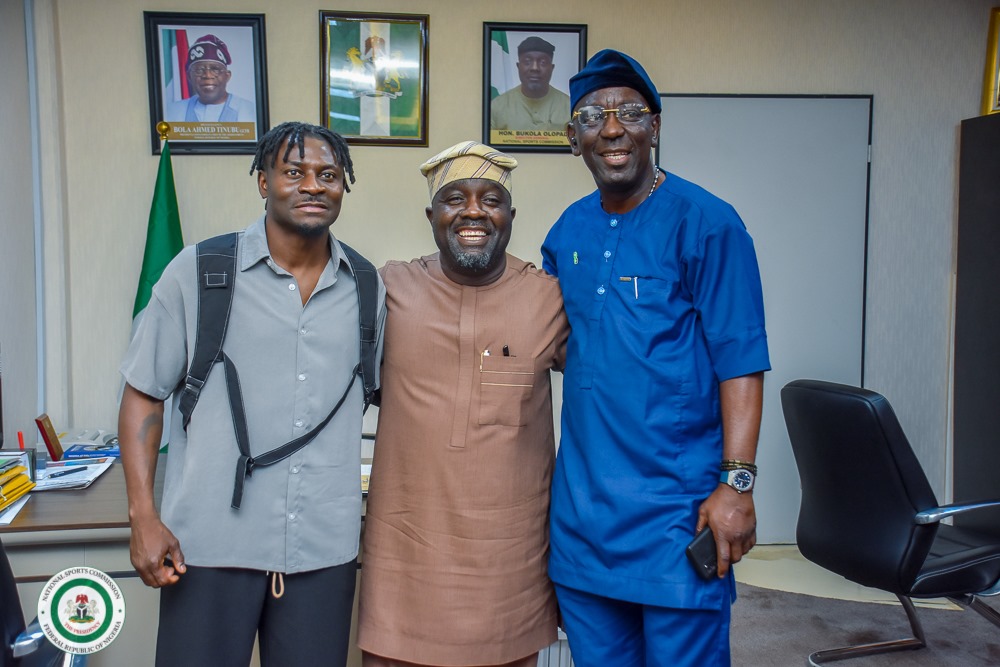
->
xmin=143 ymin=12 xmax=269 ymax=155
xmin=321 ymin=11 xmax=429 ymax=146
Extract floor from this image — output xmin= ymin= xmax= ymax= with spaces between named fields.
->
xmin=735 ymin=544 xmax=961 ymax=611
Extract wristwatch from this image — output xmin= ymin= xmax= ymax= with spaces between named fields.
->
xmin=720 ymin=468 xmax=755 ymax=493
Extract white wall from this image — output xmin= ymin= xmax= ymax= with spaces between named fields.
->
xmin=0 ymin=0 xmax=38 ymax=449
xmin=13 ymin=0 xmax=997 ymax=502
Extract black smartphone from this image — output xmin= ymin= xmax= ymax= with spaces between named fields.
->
xmin=685 ymin=527 xmax=718 ymax=580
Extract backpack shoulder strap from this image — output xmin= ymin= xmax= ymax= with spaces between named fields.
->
xmin=177 ymin=232 xmax=239 ymax=429
xmin=338 ymin=241 xmax=379 ymax=410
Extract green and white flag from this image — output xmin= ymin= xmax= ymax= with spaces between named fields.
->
xmin=327 ymin=20 xmax=423 ymax=139
xmin=490 ymin=31 xmax=520 ymax=99
xmin=132 ymin=141 xmax=184 ymax=333
xmin=130 ymin=141 xmax=184 ymax=447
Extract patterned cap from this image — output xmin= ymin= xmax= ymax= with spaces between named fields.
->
xmin=419 ymin=141 xmax=518 ymax=201
xmin=187 ymin=34 xmax=232 ymax=67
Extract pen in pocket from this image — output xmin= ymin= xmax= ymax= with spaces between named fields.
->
xmin=618 ymin=276 xmax=639 ymax=299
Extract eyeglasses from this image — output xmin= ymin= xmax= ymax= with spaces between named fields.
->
xmin=572 ymin=103 xmax=651 ymax=127
xmin=189 ymin=63 xmax=227 ymax=77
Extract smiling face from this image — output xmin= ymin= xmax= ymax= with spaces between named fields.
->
xmin=188 ymin=60 xmax=232 ymax=105
xmin=517 ymin=50 xmax=555 ymax=99
xmin=426 ymin=179 xmax=515 ymax=286
xmin=567 ymin=86 xmax=661 ymax=205
xmin=257 ymin=135 xmax=345 ymax=239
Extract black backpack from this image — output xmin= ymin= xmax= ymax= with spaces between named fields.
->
xmin=175 ymin=232 xmax=378 ymax=509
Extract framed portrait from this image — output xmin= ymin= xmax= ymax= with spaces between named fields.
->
xmin=483 ymin=22 xmax=587 ymax=153
xmin=982 ymin=7 xmax=1000 ymax=116
xmin=320 ymin=11 xmax=429 ymax=146
xmin=143 ymin=12 xmax=269 ymax=155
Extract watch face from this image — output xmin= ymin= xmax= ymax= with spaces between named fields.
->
xmin=733 ymin=470 xmax=753 ymax=491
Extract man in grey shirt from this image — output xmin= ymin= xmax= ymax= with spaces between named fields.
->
xmin=119 ymin=121 xmax=385 ymax=667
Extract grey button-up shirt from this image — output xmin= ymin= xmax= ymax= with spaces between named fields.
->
xmin=121 ymin=216 xmax=385 ymax=573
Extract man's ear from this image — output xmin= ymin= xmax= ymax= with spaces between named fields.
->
xmin=567 ymin=123 xmax=580 ymax=156
xmin=257 ymin=170 xmax=268 ymax=199
xmin=425 ymin=206 xmax=433 ymax=225
xmin=510 ymin=207 xmax=517 ymax=223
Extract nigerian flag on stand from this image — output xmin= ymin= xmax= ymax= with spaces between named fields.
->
xmin=130 ymin=141 xmax=184 ymax=447
xmin=326 ymin=20 xmax=423 ymax=138
xmin=133 ymin=141 xmax=183 ymax=329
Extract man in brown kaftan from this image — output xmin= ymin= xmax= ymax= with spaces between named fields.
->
xmin=357 ymin=141 xmax=569 ymax=667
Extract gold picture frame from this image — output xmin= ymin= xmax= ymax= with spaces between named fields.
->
xmin=982 ymin=7 xmax=1000 ymax=115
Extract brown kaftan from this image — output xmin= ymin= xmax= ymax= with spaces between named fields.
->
xmin=357 ymin=254 xmax=568 ymax=665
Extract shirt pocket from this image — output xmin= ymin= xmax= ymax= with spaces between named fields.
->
xmin=616 ymin=276 xmax=680 ymax=321
xmin=478 ymin=355 xmax=535 ymax=427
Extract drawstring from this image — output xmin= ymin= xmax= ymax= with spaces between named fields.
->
xmin=269 ymin=571 xmax=285 ymax=599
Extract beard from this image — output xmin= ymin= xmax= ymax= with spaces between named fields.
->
xmin=446 ymin=230 xmax=500 ymax=272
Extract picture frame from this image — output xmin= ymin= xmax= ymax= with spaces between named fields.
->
xmin=483 ymin=22 xmax=587 ymax=153
xmin=320 ymin=11 xmax=429 ymax=146
xmin=982 ymin=7 xmax=1000 ymax=116
xmin=143 ymin=12 xmax=269 ymax=155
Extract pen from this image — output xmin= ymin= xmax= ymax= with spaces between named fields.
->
xmin=634 ymin=277 xmax=639 ymax=300
xmin=50 ymin=466 xmax=88 ymax=478
xmin=17 ymin=431 xmax=24 ymax=450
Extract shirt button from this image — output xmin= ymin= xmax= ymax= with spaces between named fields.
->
xmin=294 ymin=419 xmax=304 ymax=428
xmin=610 ymin=219 xmax=618 ymax=227
xmin=300 ymin=327 xmax=307 ymax=335
xmin=291 ymin=467 xmax=299 ymax=474
xmin=597 ymin=286 xmax=606 ymax=295
xmin=289 ymin=283 xmax=297 ymax=291
xmin=603 ymin=250 xmax=611 ymax=259
xmin=298 ymin=373 xmax=306 ymax=381
xmin=288 ymin=513 xmax=296 ymax=521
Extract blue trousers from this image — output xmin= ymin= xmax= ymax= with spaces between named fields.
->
xmin=555 ymin=584 xmax=731 ymax=667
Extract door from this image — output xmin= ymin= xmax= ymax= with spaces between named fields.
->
xmin=658 ymin=95 xmax=872 ymax=543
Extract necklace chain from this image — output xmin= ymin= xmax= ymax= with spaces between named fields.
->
xmin=600 ymin=165 xmax=660 ymax=211
xmin=646 ymin=164 xmax=659 ymax=200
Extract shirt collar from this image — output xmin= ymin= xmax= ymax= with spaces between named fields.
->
xmin=240 ymin=214 xmax=353 ymax=275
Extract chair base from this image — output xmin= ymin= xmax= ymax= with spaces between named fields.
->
xmin=807 ymin=594 xmax=926 ymax=665
xmin=949 ymin=593 xmax=1000 ymax=630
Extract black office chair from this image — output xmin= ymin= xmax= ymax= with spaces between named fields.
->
xmin=1 ymin=537 xmax=86 ymax=667
xmin=780 ymin=379 xmax=1000 ymax=665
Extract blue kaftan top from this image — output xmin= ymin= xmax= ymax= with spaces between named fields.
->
xmin=541 ymin=171 xmax=771 ymax=608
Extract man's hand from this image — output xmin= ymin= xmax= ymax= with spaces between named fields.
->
xmin=696 ymin=485 xmax=756 ymax=578
xmin=129 ymin=511 xmax=187 ymax=588
xmin=698 ymin=371 xmax=764 ymax=577
xmin=120 ymin=383 xmax=185 ymax=588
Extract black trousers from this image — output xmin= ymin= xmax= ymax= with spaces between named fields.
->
xmin=155 ymin=560 xmax=357 ymax=667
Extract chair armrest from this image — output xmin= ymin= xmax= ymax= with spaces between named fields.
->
xmin=12 ymin=617 xmax=46 ymax=657
xmin=915 ymin=498 xmax=1000 ymax=525
xmin=13 ymin=616 xmax=88 ymax=665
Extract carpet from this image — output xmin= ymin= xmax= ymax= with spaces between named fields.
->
xmin=731 ymin=584 xmax=1000 ymax=666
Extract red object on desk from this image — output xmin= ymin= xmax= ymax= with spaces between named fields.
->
xmin=17 ymin=431 xmax=24 ymax=450
xmin=34 ymin=414 xmax=63 ymax=461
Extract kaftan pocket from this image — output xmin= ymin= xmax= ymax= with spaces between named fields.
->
xmin=478 ymin=355 xmax=534 ymax=427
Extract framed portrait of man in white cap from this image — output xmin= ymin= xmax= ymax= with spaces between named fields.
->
xmin=143 ymin=12 xmax=269 ymax=155
xmin=483 ymin=22 xmax=587 ymax=153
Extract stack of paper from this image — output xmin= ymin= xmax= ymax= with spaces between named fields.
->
xmin=0 ymin=454 xmax=35 ymax=512
xmin=34 ymin=457 xmax=115 ymax=491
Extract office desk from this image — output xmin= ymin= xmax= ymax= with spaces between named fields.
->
xmin=0 ymin=461 xmax=365 ymax=666
xmin=1 ymin=462 xmax=161 ymax=665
